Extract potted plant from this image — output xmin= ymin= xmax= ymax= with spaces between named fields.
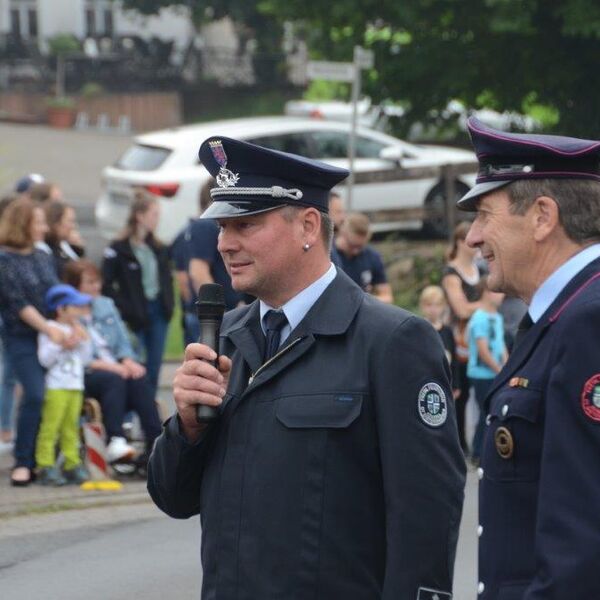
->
xmin=46 ymin=34 xmax=80 ymax=128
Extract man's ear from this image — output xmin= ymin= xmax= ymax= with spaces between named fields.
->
xmin=301 ymin=208 xmax=321 ymax=246
xmin=531 ymin=195 xmax=560 ymax=242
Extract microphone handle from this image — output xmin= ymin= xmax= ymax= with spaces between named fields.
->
xmin=196 ymin=318 xmax=221 ymax=423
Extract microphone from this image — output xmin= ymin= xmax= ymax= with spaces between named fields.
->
xmin=195 ymin=283 xmax=226 ymax=423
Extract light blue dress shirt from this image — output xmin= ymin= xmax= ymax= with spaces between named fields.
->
xmin=259 ymin=263 xmax=337 ymax=347
xmin=529 ymin=243 xmax=600 ymax=322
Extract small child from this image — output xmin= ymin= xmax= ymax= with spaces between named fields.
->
xmin=419 ymin=285 xmax=460 ymax=399
xmin=467 ymin=276 xmax=508 ymax=463
xmin=36 ymin=284 xmax=93 ymax=486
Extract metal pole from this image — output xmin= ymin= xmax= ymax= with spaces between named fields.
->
xmin=347 ymin=46 xmax=361 ymax=211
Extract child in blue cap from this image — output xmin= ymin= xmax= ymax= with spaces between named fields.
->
xmin=36 ymin=284 xmax=93 ymax=486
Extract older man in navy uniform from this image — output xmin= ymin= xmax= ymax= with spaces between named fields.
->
xmin=148 ymin=136 xmax=466 ymax=599
xmin=459 ymin=118 xmax=600 ymax=599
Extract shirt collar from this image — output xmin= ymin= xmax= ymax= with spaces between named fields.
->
xmin=529 ymin=243 xmax=600 ymax=322
xmin=260 ymin=263 xmax=337 ymax=336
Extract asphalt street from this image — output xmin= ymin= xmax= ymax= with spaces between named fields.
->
xmin=0 ymin=122 xmax=479 ymax=598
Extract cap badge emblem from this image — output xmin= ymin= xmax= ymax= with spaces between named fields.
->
xmin=209 ymin=140 xmax=240 ymax=188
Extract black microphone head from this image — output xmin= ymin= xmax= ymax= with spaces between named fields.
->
xmin=196 ymin=283 xmax=226 ymax=318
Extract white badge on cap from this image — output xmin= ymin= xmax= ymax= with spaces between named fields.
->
xmin=209 ymin=140 xmax=239 ymax=188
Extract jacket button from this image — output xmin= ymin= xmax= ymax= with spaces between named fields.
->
xmin=478 ymin=581 xmax=485 ymax=594
xmin=502 ymin=404 xmax=509 ymax=416
xmin=477 ymin=467 xmax=484 ymax=480
xmin=485 ymin=414 xmax=492 ymax=425
xmin=477 ymin=525 xmax=483 ymax=537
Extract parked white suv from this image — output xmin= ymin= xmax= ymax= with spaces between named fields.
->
xmin=95 ymin=116 xmax=476 ymax=242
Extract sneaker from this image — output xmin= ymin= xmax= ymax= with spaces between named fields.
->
xmin=38 ymin=466 xmax=67 ymax=486
xmin=106 ymin=436 xmax=136 ymax=463
xmin=63 ymin=464 xmax=89 ymax=484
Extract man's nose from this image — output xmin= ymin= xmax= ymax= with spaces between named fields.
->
xmin=465 ymin=221 xmax=481 ymax=248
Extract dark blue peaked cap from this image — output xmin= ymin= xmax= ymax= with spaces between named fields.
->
xmin=198 ymin=136 xmax=349 ymax=219
xmin=458 ymin=117 xmax=600 ymax=210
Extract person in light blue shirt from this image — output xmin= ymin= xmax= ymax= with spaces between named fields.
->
xmin=467 ymin=277 xmax=507 ymax=461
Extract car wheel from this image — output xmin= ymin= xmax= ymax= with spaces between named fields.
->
xmin=423 ymin=181 xmax=471 ymax=238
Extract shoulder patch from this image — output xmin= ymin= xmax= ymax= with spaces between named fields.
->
xmin=103 ymin=247 xmax=117 ymax=259
xmin=581 ymin=374 xmax=600 ymax=422
xmin=418 ymin=382 xmax=448 ymax=427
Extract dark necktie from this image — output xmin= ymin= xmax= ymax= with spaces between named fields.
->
xmin=263 ymin=310 xmax=288 ymax=362
xmin=514 ymin=312 xmax=533 ymax=348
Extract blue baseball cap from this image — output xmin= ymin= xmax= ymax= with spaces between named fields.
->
xmin=15 ymin=173 xmax=45 ymax=194
xmin=45 ymin=284 xmax=92 ymax=312
xmin=198 ymin=136 xmax=349 ymax=219
xmin=458 ymin=117 xmax=600 ymax=210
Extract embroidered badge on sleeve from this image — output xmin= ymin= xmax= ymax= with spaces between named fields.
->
xmin=581 ymin=374 xmax=600 ymax=422
xmin=418 ymin=383 xmax=448 ymax=427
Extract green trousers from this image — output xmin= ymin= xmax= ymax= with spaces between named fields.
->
xmin=35 ymin=389 xmax=83 ymax=470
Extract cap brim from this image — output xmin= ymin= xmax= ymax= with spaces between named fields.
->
xmin=457 ymin=180 xmax=511 ymax=211
xmin=200 ymin=200 xmax=288 ymax=220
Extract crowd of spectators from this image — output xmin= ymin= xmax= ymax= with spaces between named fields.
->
xmin=0 ymin=174 xmax=523 ymax=487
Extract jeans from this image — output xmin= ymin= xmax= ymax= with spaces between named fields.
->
xmin=5 ymin=333 xmax=46 ymax=468
xmin=135 ymin=299 xmax=169 ymax=398
xmin=84 ymin=369 xmax=162 ymax=450
xmin=471 ymin=377 xmax=494 ymax=460
xmin=0 ymin=336 xmax=17 ymax=432
xmin=183 ymin=309 xmax=200 ymax=348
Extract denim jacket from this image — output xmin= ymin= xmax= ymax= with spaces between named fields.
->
xmin=91 ymin=295 xmax=135 ymax=361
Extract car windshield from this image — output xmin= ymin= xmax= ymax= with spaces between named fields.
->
xmin=114 ymin=144 xmax=171 ymax=171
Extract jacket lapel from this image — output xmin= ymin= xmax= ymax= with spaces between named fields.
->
xmin=488 ymin=257 xmax=600 ymax=397
xmin=223 ymin=302 xmax=264 ymax=375
xmin=225 ymin=270 xmax=364 ymax=394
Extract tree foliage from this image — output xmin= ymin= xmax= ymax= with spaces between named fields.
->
xmin=119 ymin=0 xmax=600 ymax=136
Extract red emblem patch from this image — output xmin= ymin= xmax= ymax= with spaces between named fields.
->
xmin=581 ymin=374 xmax=600 ymax=422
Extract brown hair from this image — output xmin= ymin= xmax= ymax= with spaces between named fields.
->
xmin=45 ymin=201 xmax=74 ymax=246
xmin=446 ymin=221 xmax=471 ymax=261
xmin=343 ymin=212 xmax=371 ymax=237
xmin=63 ymin=259 xmax=101 ymax=289
xmin=0 ymin=196 xmax=40 ymax=249
xmin=199 ymin=177 xmax=216 ymax=213
xmin=0 ymin=193 xmax=19 ymax=220
xmin=30 ymin=182 xmax=55 ymax=203
xmin=120 ymin=189 xmax=161 ymax=246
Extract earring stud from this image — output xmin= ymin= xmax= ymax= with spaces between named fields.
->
xmin=303 ymin=243 xmax=310 ymax=251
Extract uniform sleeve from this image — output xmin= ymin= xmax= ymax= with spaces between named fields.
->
xmin=373 ymin=316 xmax=465 ymax=598
xmin=370 ymin=249 xmax=387 ymax=285
xmin=147 ymin=415 xmax=218 ymax=519
xmin=188 ymin=220 xmax=218 ymax=262
xmin=525 ymin=302 xmax=600 ymax=598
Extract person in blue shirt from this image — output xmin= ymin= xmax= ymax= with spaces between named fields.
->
xmin=187 ymin=184 xmax=242 ymax=311
xmin=334 ymin=212 xmax=393 ymax=303
xmin=467 ymin=276 xmax=507 ymax=462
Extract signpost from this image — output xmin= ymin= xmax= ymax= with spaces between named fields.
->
xmin=306 ymin=46 xmax=375 ymax=209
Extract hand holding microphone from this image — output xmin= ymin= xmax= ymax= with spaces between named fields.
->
xmin=172 ymin=283 xmax=230 ymax=440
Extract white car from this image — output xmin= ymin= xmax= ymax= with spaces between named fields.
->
xmin=96 ymin=116 xmax=476 ymax=243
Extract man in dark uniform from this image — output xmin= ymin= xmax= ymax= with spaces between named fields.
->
xmin=148 ymin=136 xmax=465 ymax=600
xmin=458 ymin=117 xmax=600 ymax=599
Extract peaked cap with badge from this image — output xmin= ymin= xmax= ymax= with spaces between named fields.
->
xmin=198 ymin=136 xmax=349 ymax=220
xmin=458 ymin=117 xmax=600 ymax=209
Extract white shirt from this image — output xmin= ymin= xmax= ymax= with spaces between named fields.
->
xmin=259 ymin=263 xmax=337 ymax=346
xmin=529 ymin=243 xmax=600 ymax=322
xmin=38 ymin=321 xmax=93 ymax=390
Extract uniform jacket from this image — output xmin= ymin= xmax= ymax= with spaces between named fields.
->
xmin=101 ymin=238 xmax=174 ymax=332
xmin=478 ymin=257 xmax=600 ymax=599
xmin=148 ymin=271 xmax=465 ymax=600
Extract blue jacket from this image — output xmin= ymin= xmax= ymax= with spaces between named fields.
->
xmin=90 ymin=295 xmax=135 ymax=362
xmin=478 ymin=257 xmax=600 ymax=599
xmin=148 ymin=270 xmax=465 ymax=600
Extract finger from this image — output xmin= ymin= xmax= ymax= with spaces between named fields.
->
xmin=218 ymin=355 xmax=232 ymax=374
xmin=179 ymin=360 xmax=224 ymax=383
xmin=184 ymin=343 xmax=217 ymax=362
xmin=176 ymin=373 xmax=225 ymax=396
xmin=174 ymin=388 xmax=224 ymax=408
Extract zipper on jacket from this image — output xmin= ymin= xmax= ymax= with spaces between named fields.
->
xmin=247 ymin=337 xmax=304 ymax=386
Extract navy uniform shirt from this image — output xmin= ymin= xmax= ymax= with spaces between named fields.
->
xmin=186 ymin=218 xmax=241 ymax=311
xmin=170 ymin=220 xmax=195 ymax=310
xmin=336 ymin=244 xmax=387 ymax=293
